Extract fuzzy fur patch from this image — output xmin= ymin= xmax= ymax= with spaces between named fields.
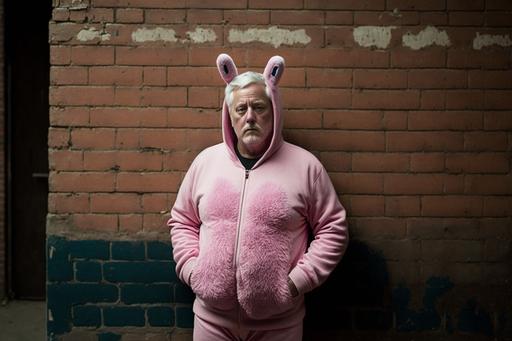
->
xmin=191 ymin=178 xmax=239 ymax=310
xmin=237 ymin=182 xmax=292 ymax=319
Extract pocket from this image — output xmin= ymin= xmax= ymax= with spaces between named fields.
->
xmin=191 ymin=223 xmax=237 ymax=310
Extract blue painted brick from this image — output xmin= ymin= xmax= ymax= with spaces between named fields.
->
xmin=69 ymin=240 xmax=109 ymax=260
xmin=73 ymin=305 xmax=101 ymax=327
xmin=75 ymin=261 xmax=102 ymax=282
xmin=104 ymin=307 xmax=145 ymax=327
xmin=112 ymin=241 xmax=145 ymax=261
xmin=47 ymin=299 xmax=72 ymax=335
xmin=121 ymin=284 xmax=172 ymax=304
xmin=104 ymin=261 xmax=177 ymax=283
xmin=47 ymin=283 xmax=118 ymax=305
xmin=48 ymin=259 xmax=73 ymax=282
xmin=98 ymin=332 xmax=122 ymax=341
xmin=47 ymin=236 xmax=70 ymax=260
xmin=148 ymin=306 xmax=174 ymax=327
xmin=174 ymin=283 xmax=195 ymax=304
xmin=176 ymin=306 xmax=194 ymax=328
xmin=147 ymin=241 xmax=172 ymax=260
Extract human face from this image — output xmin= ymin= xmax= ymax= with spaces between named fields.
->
xmin=229 ymin=83 xmax=273 ymax=159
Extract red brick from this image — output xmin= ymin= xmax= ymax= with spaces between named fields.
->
xmin=407 ymin=218 xmax=480 ymax=239
xmin=141 ymin=87 xmax=187 ymax=107
xmin=420 ymin=90 xmax=446 ymax=110
xmin=91 ymin=193 xmax=141 ymax=213
xmin=352 ymin=217 xmax=407 ymax=239
xmin=330 ymin=173 xmax=383 ymax=194
xmin=354 ymin=11 xmax=419 ymax=25
xmin=349 ymin=195 xmax=385 ymax=216
xmin=51 ymin=66 xmax=88 ymax=85
xmin=383 ymin=111 xmax=408 ymax=130
xmin=465 ymin=175 xmax=512 ymax=195
xmin=449 ymin=12 xmax=484 ymax=26
xmin=325 ymin=11 xmax=353 ymax=25
xmin=50 ymin=86 xmax=114 ymax=106
xmin=484 ymin=197 xmax=512 ymax=217
xmin=83 ymin=151 xmax=117 ymax=170
xmin=422 ymin=196 xmax=483 ymax=217
xmin=144 ymin=67 xmax=167 ymax=86
xmin=445 ymin=90 xmax=484 ymax=110
xmin=352 ymin=153 xmax=409 ymax=172
xmin=410 ymin=153 xmax=445 ymax=172
xmin=408 ymin=70 xmax=467 ymax=89
xmin=50 ymin=107 xmax=89 ymax=127
xmin=469 ymin=70 xmax=512 ymax=89
xmin=323 ymin=110 xmax=382 ymax=130
xmin=49 ymin=22 xmax=81 ymax=43
xmin=284 ymin=130 xmax=385 ymax=152
xmin=162 ymin=151 xmax=198 ymax=171
xmin=48 ymin=128 xmax=70 ymax=148
xmin=354 ymin=70 xmax=407 ymax=89
xmin=303 ymin=48 xmax=389 ymax=68
xmin=224 ymin=10 xmax=270 ymax=24
xmin=53 ymin=8 xmax=70 ymax=21
xmin=114 ymin=87 xmax=142 ymax=106
xmin=142 ymin=213 xmax=169 ymax=233
xmin=387 ymin=132 xmax=464 ymax=152
xmin=140 ymin=129 xmax=188 ymax=150
xmin=485 ymin=12 xmax=512 ymax=26
xmin=89 ymin=66 xmax=143 ymax=85
xmin=142 ymin=193 xmax=168 ymax=212
xmin=319 ymin=152 xmax=351 ymax=172
xmin=90 ymin=107 xmax=167 ymax=127
xmin=71 ymin=46 xmax=115 ymax=65
xmin=282 ymin=88 xmax=351 ymax=109
xmin=386 ymin=0 xmax=445 ymax=10
xmin=84 ymin=151 xmax=163 ymax=171
xmin=446 ymin=153 xmax=509 ymax=174
xmin=119 ymin=214 xmax=143 ymax=232
xmin=386 ymin=196 xmax=420 ymax=217
xmin=168 ymin=108 xmax=220 ymax=128
xmin=49 ymin=150 xmax=83 ymax=171
xmin=486 ymin=0 xmax=512 ymax=10
xmin=249 ymin=0 xmax=303 ymax=9
xmin=92 ymin=0 xmax=187 ymax=8
xmin=187 ymin=129 xmax=223 ymax=151
xmin=187 ymin=87 xmax=219 ymax=108
xmin=485 ymin=91 xmax=512 ymax=110
xmin=447 ymin=0 xmax=484 ymax=10
xmin=305 ymin=0 xmax=385 ymax=10
xmin=408 ymin=111 xmax=482 ymax=130
xmin=384 ymin=174 xmax=446 ymax=195
xmin=422 ymin=240 xmax=482 ymax=262
xmin=484 ymin=112 xmax=512 ymax=130
xmin=145 ymin=9 xmax=186 ymax=23
xmin=115 ymin=8 xmax=143 ymax=23
xmin=51 ymin=46 xmax=71 ymax=65
xmin=50 ymin=172 xmax=116 ymax=192
xmin=187 ymin=0 xmax=246 ymax=8
xmin=87 ymin=8 xmax=114 ymax=22
xmin=116 ymin=47 xmax=187 ymax=66
xmin=168 ymin=67 xmax=221 ymax=86
xmin=352 ymin=90 xmax=419 ymax=109
xmin=69 ymin=10 xmax=87 ymax=22
xmin=270 ymin=10 xmax=323 ymax=24
xmin=116 ymin=129 xmax=141 ymax=149
xmin=391 ymin=48 xmax=445 ymax=68
xmin=283 ymin=110 xmax=322 ymax=129
xmin=421 ymin=263 xmax=482 ymax=285
xmin=116 ymin=172 xmax=182 ymax=192
xmin=48 ymin=193 xmax=89 ymax=214
xmin=447 ymin=48 xmax=510 ymax=69
xmin=464 ymin=132 xmax=508 ymax=151
xmin=420 ymin=12 xmax=448 ymax=25
xmin=325 ymin=27 xmax=355 ymax=47
xmin=187 ymin=9 xmax=223 ymax=23
xmin=306 ymin=68 xmax=351 ymax=88
xmin=73 ymin=214 xmax=118 ymax=232
xmin=71 ymin=128 xmax=116 ymax=149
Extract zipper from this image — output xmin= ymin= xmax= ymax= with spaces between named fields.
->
xmin=233 ymin=169 xmax=250 ymax=267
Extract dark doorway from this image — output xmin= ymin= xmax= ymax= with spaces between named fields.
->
xmin=5 ymin=0 xmax=52 ymax=299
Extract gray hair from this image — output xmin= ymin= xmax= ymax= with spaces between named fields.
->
xmin=225 ymin=71 xmax=271 ymax=109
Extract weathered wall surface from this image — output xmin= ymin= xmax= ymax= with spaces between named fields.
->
xmin=48 ymin=0 xmax=512 ymax=340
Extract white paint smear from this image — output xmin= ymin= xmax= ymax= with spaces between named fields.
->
xmin=228 ymin=26 xmax=311 ymax=48
xmin=353 ymin=26 xmax=396 ymax=49
xmin=186 ymin=27 xmax=217 ymax=43
xmin=402 ymin=26 xmax=450 ymax=50
xmin=77 ymin=27 xmax=111 ymax=42
xmin=473 ymin=32 xmax=512 ymax=50
xmin=132 ymin=27 xmax=178 ymax=43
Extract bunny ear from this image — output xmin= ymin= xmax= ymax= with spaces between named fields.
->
xmin=216 ymin=53 xmax=238 ymax=84
xmin=263 ymin=56 xmax=285 ymax=87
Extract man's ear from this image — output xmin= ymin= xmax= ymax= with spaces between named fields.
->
xmin=217 ymin=53 xmax=238 ymax=84
xmin=263 ymin=56 xmax=285 ymax=87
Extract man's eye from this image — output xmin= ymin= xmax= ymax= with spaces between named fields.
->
xmin=236 ymin=107 xmax=246 ymax=114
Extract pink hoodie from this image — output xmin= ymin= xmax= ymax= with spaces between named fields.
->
xmin=168 ymin=54 xmax=349 ymax=330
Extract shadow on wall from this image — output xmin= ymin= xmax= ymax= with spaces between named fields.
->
xmin=303 ymin=240 xmax=392 ymax=339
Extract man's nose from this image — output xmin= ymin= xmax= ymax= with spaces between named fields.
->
xmin=245 ymin=106 xmax=256 ymax=123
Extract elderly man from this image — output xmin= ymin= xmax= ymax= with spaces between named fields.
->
xmin=168 ymin=54 xmax=348 ymax=341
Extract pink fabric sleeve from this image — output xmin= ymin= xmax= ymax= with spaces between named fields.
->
xmin=168 ymin=162 xmax=201 ymax=287
xmin=288 ymin=167 xmax=349 ymax=295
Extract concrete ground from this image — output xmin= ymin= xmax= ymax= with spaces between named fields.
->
xmin=0 ymin=300 xmax=46 ymax=341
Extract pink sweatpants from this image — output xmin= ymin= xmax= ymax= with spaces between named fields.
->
xmin=193 ymin=315 xmax=303 ymax=341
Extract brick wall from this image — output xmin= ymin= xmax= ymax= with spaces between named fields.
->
xmin=48 ymin=0 xmax=512 ymax=340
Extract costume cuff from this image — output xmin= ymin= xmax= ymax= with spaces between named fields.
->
xmin=181 ymin=258 xmax=196 ymax=287
xmin=288 ymin=267 xmax=312 ymax=296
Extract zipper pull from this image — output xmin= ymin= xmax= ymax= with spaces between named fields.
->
xmin=245 ymin=170 xmax=249 ymax=179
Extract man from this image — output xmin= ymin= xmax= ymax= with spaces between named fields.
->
xmin=168 ymin=54 xmax=348 ymax=340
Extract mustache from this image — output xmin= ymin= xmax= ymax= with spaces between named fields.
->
xmin=243 ymin=125 xmax=261 ymax=132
